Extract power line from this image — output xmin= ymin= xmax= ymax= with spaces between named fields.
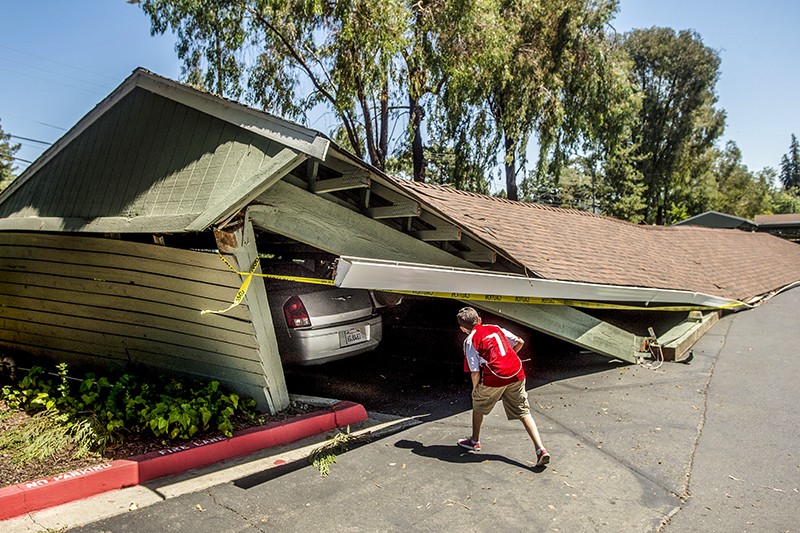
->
xmin=9 ymin=134 xmax=52 ymax=146
xmin=0 ymin=55 xmax=114 ymax=90
xmin=0 ymin=44 xmax=118 ymax=83
xmin=0 ymin=112 xmax=67 ymax=131
xmin=10 ymin=155 xmax=33 ymax=164
xmin=0 ymin=66 xmax=106 ymax=96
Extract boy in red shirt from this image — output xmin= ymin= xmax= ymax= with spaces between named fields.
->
xmin=456 ymin=306 xmax=550 ymax=467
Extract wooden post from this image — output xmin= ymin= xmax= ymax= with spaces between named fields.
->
xmin=232 ymin=213 xmax=290 ymax=412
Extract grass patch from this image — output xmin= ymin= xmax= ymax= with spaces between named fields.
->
xmin=0 ymin=408 xmax=100 ymax=466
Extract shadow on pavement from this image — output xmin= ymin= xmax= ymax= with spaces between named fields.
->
xmin=394 ymin=439 xmax=543 ymax=472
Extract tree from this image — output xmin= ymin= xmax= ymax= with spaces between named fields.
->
xmin=0 ymin=119 xmax=21 ymax=191
xmin=525 ymin=18 xmax=644 ymax=221
xmin=712 ymin=142 xmax=771 ymax=219
xmin=437 ymin=0 xmax=627 ymax=201
xmin=622 ymin=27 xmax=725 ymax=225
xmin=135 ymin=0 xmax=410 ymax=173
xmin=779 ymin=133 xmax=800 ymax=189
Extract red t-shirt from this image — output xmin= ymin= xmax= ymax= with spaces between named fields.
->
xmin=463 ymin=324 xmax=525 ymax=387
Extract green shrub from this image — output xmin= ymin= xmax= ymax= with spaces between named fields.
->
xmin=1 ymin=363 xmax=261 ymax=450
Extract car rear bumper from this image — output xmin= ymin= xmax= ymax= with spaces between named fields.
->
xmin=284 ymin=315 xmax=383 ymax=365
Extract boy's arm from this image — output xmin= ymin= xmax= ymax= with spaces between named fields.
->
xmin=470 ymin=371 xmax=480 ymax=390
xmin=500 ymin=327 xmax=524 ymax=353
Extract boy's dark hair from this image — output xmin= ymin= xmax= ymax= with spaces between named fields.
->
xmin=457 ymin=307 xmax=481 ymax=329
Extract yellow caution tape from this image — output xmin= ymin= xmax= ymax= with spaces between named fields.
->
xmin=204 ymin=253 xmax=745 ymax=314
xmin=201 ymin=257 xmax=262 ymax=315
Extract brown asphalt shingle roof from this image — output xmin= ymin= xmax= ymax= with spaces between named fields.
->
xmin=393 ymin=179 xmax=800 ymax=303
xmin=754 ymin=213 xmax=800 ymax=225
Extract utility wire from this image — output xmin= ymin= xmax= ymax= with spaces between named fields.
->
xmin=0 ymin=56 xmax=114 ymax=90
xmin=9 ymin=134 xmax=52 ymax=146
xmin=0 ymin=111 xmax=66 ymax=131
xmin=10 ymin=155 xmax=33 ymax=164
xmin=0 ymin=66 xmax=106 ymax=96
xmin=0 ymin=44 xmax=118 ymax=82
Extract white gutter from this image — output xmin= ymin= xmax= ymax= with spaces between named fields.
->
xmin=334 ymin=256 xmax=744 ymax=310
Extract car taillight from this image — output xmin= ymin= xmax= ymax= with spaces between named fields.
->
xmin=284 ymin=295 xmax=311 ymax=328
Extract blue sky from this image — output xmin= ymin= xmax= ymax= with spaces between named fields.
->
xmin=1 ymin=0 xmax=798 ymax=180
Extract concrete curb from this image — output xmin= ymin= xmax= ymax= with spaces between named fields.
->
xmin=0 ymin=400 xmax=367 ymax=521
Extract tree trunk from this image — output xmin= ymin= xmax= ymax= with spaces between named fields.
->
xmin=505 ymin=134 xmax=519 ymax=201
xmin=379 ymin=79 xmax=389 ymax=170
xmin=409 ymin=93 xmax=425 ymax=182
xmin=357 ymin=80 xmax=381 ymax=170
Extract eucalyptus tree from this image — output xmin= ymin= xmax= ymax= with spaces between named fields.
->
xmin=522 ymin=7 xmax=644 ymax=221
xmin=434 ymin=0 xmax=630 ymax=201
xmin=135 ymin=0 xmax=410 ymax=172
xmin=622 ymin=27 xmax=725 ymax=225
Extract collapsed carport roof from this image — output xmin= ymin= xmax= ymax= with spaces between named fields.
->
xmin=389 ymin=179 xmax=800 ymax=304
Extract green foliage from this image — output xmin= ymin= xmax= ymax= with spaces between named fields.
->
xmin=0 ymin=409 xmax=98 ymax=466
xmin=771 ymin=186 xmax=800 ymax=214
xmin=1 ymin=364 xmax=260 ymax=450
xmin=779 ymin=134 xmax=800 ymax=189
xmin=309 ymin=427 xmax=355 ymax=477
xmin=711 ymin=142 xmax=772 ymax=219
xmin=0 ymin=118 xmax=21 ymax=191
xmin=622 ymin=27 xmax=726 ymax=225
xmin=435 ymin=0 xmax=633 ymax=200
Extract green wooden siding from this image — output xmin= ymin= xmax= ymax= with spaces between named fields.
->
xmin=0 ymin=232 xmax=279 ymax=409
xmin=0 ymin=88 xmax=282 ymax=229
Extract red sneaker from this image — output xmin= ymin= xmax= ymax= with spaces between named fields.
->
xmin=457 ymin=436 xmax=481 ymax=452
xmin=535 ymin=448 xmax=550 ymax=467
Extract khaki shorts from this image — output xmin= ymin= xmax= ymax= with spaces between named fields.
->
xmin=472 ymin=379 xmax=531 ymax=420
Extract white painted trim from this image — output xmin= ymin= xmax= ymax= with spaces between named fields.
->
xmin=334 ymin=256 xmax=742 ymax=309
xmin=0 ymin=214 xmax=199 ymax=233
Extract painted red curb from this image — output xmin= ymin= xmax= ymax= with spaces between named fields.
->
xmin=0 ymin=460 xmax=138 ymax=522
xmin=135 ymin=401 xmax=367 ymax=482
xmin=0 ymin=401 xmax=367 ymax=521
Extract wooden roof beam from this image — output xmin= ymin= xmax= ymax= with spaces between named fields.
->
xmin=368 ymin=202 xmax=421 ymax=220
xmin=312 ymin=175 xmax=370 ymax=194
xmin=413 ymin=226 xmax=462 ymax=242
xmin=459 ymin=249 xmax=497 ymax=263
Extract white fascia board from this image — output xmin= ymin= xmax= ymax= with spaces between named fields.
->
xmin=334 ymin=256 xmax=742 ymax=309
xmin=0 ymin=214 xmax=198 ymax=233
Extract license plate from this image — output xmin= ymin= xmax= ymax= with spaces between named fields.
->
xmin=342 ymin=327 xmax=365 ymax=347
